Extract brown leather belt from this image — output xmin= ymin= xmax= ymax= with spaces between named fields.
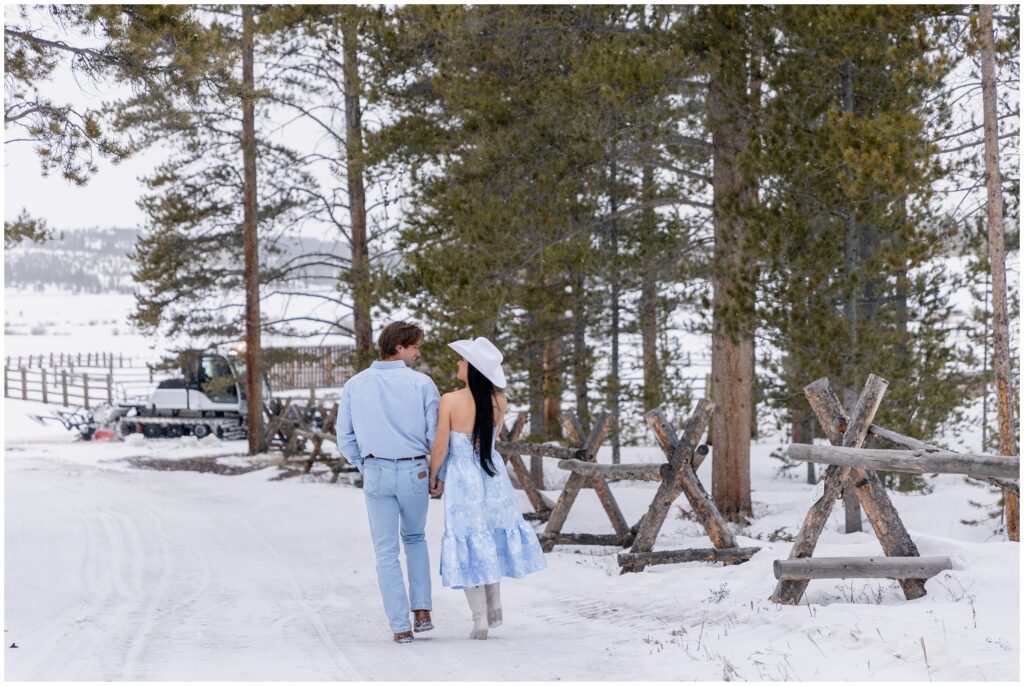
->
xmin=365 ymin=454 xmax=427 ymax=462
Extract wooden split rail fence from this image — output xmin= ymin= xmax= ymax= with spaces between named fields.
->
xmin=3 ymin=365 xmax=143 ymax=409
xmin=771 ymin=373 xmax=1019 ymax=605
xmin=263 ymin=397 xmax=760 ymax=577
xmin=496 ymin=402 xmax=759 ymax=573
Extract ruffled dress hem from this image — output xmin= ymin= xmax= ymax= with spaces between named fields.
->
xmin=440 ymin=521 xmax=548 ymax=590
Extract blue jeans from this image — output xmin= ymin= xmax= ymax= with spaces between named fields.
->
xmin=362 ymin=457 xmax=432 ymax=633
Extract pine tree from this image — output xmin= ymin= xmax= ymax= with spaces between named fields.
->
xmin=752 ymin=6 xmax=971 ymax=488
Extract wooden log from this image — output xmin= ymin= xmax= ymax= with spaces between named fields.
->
xmin=771 ymin=374 xmax=889 ymax=605
xmin=623 ymin=400 xmax=717 ymax=573
xmin=800 ymin=377 xmax=944 ymax=601
xmin=537 ymin=532 xmax=634 ymax=548
xmin=541 ymin=472 xmax=587 ymax=552
xmin=618 ymin=546 xmax=760 ymax=569
xmin=589 ymin=475 xmax=630 ymax=536
xmin=677 ymin=462 xmax=736 ymax=549
xmin=646 ymin=407 xmax=682 ymax=462
xmin=496 ymin=441 xmax=586 ymax=461
xmin=499 ymin=413 xmax=554 ymax=515
xmin=556 ymin=459 xmax=664 ymax=481
xmin=692 ymin=443 xmax=711 ymax=471
xmin=583 ymin=411 xmax=612 ymax=458
xmin=263 ymin=398 xmax=293 ymax=444
xmin=865 ymin=421 xmax=1019 ymax=495
xmin=773 ymin=556 xmax=952 ymax=581
xmin=786 ymin=444 xmax=1020 ymax=481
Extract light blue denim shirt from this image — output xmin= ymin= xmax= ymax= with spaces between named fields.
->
xmin=336 ymin=360 xmax=443 ymax=477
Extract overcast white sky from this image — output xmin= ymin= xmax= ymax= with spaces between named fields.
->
xmin=3 ymin=5 xmax=355 ymax=236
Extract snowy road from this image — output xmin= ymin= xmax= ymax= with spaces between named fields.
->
xmin=6 ymin=443 xmax=700 ymax=680
xmin=5 ymin=401 xmax=1019 ymax=681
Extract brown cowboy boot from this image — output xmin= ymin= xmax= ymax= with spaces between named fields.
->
xmin=393 ymin=630 xmax=414 ymax=644
xmin=413 ymin=609 xmax=434 ymax=632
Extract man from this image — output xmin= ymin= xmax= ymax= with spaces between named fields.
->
xmin=336 ymin=320 xmax=442 ymax=643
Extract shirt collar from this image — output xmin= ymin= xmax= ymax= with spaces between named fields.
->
xmin=371 ymin=360 xmax=407 ymax=370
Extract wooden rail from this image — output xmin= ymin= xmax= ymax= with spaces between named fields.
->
xmin=774 ymin=556 xmax=952 ymax=581
xmin=787 ymin=444 xmax=1020 ymax=481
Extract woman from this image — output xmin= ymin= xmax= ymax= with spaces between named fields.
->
xmin=428 ymin=336 xmax=547 ymax=639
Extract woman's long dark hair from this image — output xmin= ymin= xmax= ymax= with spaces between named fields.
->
xmin=467 ymin=362 xmax=498 ymax=477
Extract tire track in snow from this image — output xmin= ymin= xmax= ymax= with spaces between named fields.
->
xmin=228 ymin=513 xmax=362 ymax=680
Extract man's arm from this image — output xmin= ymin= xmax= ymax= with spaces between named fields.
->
xmin=429 ymin=394 xmax=451 ymax=492
xmin=423 ymin=379 xmax=449 ymax=482
xmin=335 ymin=382 xmax=364 ymax=472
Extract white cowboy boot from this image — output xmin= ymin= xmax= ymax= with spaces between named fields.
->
xmin=484 ymin=582 xmax=502 ymax=627
xmin=464 ymin=586 xmax=489 ymax=639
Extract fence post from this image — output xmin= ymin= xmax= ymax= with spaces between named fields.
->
xmin=106 ymin=374 xmax=113 ymax=404
xmin=83 ymin=374 xmax=90 ymax=410
xmin=21 ymin=368 xmax=28 ymax=400
xmin=3 ymin=366 xmax=8 ymax=398
xmin=148 ymin=365 xmax=153 ymax=383
xmin=41 ymin=368 xmax=48 ymax=404
xmin=108 ymin=355 xmax=114 ymax=373
xmin=77 ymin=353 xmax=81 ymax=366
xmin=119 ymin=353 xmax=123 ymax=368
xmin=62 ymin=370 xmax=68 ymax=407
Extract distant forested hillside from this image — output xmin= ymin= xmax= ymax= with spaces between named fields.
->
xmin=4 ymin=228 xmax=348 ymax=294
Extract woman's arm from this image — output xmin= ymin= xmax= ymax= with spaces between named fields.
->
xmin=494 ymin=391 xmax=507 ymax=428
xmin=429 ymin=394 xmax=452 ymax=490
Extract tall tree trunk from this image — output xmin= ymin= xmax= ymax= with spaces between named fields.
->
xmin=526 ymin=309 xmax=544 ymax=488
xmin=640 ymin=164 xmax=662 ymax=413
xmin=839 ymin=58 xmax=862 ymax=532
xmin=979 ymin=4 xmax=1018 ymax=541
xmin=341 ymin=14 xmax=373 ymax=370
xmin=543 ymin=333 xmax=562 ymax=440
xmin=708 ymin=14 xmax=754 ymax=522
xmin=895 ymin=268 xmax=915 ymax=491
xmin=241 ymin=6 xmax=266 ymax=455
xmin=572 ymin=258 xmax=592 ymax=434
xmin=791 ymin=403 xmax=816 ymax=484
xmin=608 ymin=159 xmax=622 ymax=464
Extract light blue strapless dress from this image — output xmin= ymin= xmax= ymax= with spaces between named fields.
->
xmin=439 ymin=430 xmax=547 ymax=589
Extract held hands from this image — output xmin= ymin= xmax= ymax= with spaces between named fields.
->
xmin=429 ymin=476 xmax=445 ymax=498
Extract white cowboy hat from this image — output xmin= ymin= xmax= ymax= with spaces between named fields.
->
xmin=448 ymin=336 xmax=507 ymax=388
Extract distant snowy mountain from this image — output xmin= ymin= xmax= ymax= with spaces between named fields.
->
xmin=4 ymin=227 xmax=350 ymax=294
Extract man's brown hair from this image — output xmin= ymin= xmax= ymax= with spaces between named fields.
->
xmin=377 ymin=320 xmax=425 ymax=357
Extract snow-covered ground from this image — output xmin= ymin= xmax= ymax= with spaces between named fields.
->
xmin=5 ymin=395 xmax=1017 ymax=681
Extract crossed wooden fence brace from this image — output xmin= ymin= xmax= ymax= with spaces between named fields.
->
xmin=770 ymin=376 xmax=1015 ymax=606
xmin=265 ymin=398 xmax=357 ymax=483
xmin=506 ymin=400 xmax=759 ymax=570
xmin=616 ymin=400 xmax=760 ymax=572
xmin=494 ymin=413 xmax=557 ymax=521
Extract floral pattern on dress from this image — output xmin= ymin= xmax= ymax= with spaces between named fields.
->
xmin=440 ymin=430 xmax=547 ymax=589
